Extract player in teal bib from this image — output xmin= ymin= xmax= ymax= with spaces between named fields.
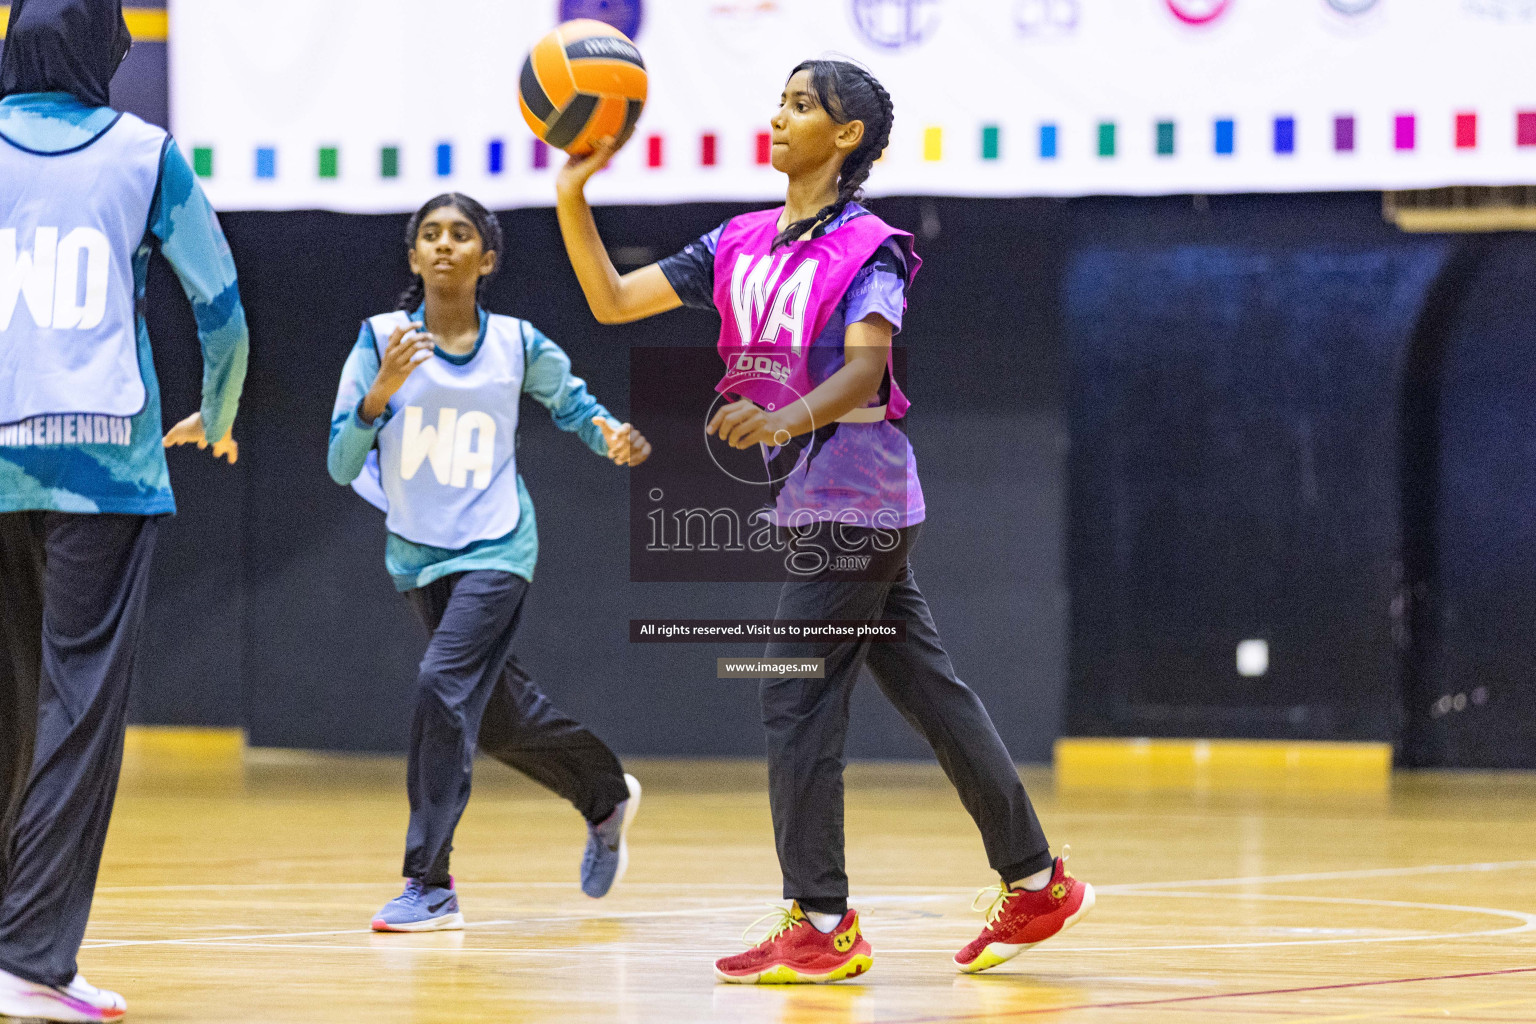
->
xmin=327 ymin=193 xmax=649 ymax=931
xmin=0 ymin=3 xmax=247 ymax=1019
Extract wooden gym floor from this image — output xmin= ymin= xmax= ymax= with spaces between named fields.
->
xmin=68 ymin=739 xmax=1536 ymax=1023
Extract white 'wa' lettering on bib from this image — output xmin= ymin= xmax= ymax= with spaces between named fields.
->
xmin=0 ymin=114 xmax=164 ymax=423
xmin=353 ymin=311 xmax=526 ymax=549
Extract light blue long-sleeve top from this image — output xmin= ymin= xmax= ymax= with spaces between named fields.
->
xmin=0 ymin=92 xmax=249 ymax=514
xmin=327 ymin=306 xmax=615 ymax=591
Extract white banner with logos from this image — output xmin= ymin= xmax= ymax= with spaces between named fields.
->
xmin=170 ymin=0 xmax=1536 ymax=212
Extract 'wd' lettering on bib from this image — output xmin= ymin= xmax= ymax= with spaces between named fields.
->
xmin=355 ymin=311 xmax=526 ymax=549
xmin=712 ymin=208 xmax=914 ymax=420
xmin=0 ymin=114 xmax=165 ymax=423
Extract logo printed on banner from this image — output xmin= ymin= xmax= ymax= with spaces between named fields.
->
xmin=0 ymin=228 xmax=111 ymax=332
xmin=400 ymin=406 xmax=497 ymax=490
xmin=850 ymin=0 xmax=941 ymax=50
xmin=1014 ymin=0 xmax=1079 ymax=35
xmin=1464 ymin=0 xmax=1536 ymax=19
xmin=705 ymin=0 xmax=784 ymax=53
xmin=558 ymin=0 xmax=644 ymax=38
xmin=1325 ymin=0 xmax=1380 ymax=13
xmin=1165 ymin=0 xmax=1233 ymax=25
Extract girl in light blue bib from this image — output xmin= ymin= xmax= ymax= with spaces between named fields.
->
xmin=327 ymin=193 xmax=649 ymax=931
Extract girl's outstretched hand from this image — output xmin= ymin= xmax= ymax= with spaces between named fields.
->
xmin=594 ymin=416 xmax=652 ymax=467
xmin=557 ymin=137 xmax=619 ymax=198
xmin=163 ymin=411 xmax=238 ymax=464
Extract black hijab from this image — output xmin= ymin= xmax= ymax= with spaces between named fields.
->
xmin=0 ymin=0 xmax=132 ymax=107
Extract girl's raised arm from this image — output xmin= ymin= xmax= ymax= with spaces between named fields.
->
xmin=555 ymin=140 xmax=684 ymax=325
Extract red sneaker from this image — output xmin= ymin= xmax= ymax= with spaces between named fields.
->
xmin=715 ymin=902 xmax=873 ymax=984
xmin=954 ymin=854 xmax=1095 ymax=974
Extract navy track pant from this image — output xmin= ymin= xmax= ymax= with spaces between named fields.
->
xmin=0 ymin=512 xmax=158 ymax=987
xmin=761 ymin=524 xmax=1052 ymax=915
xmin=401 ymin=570 xmax=629 ymax=886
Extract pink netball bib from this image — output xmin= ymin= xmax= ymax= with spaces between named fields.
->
xmin=711 ymin=207 xmax=916 ymax=420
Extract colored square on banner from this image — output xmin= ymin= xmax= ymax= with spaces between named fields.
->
xmin=923 ymin=127 xmax=942 ymax=162
xmin=1334 ymin=116 xmax=1356 ymax=152
xmin=488 ymin=140 xmax=505 ymax=175
xmin=1455 ymin=113 xmax=1477 ymax=150
xmin=532 ymin=139 xmax=550 ymax=169
xmin=1518 ymin=111 xmax=1536 ymax=147
xmin=981 ymin=125 xmax=1000 ymax=161
xmin=1039 ymin=124 xmax=1058 ymax=159
xmin=380 ymin=147 xmax=399 ymax=179
xmin=1274 ymin=117 xmax=1295 ymax=155
xmin=647 ymin=135 xmax=664 ymax=168
xmin=756 ymin=132 xmax=772 ymax=165
xmin=701 ymin=133 xmax=717 ymax=167
xmin=318 ymin=147 xmax=338 ymax=179
xmin=255 ymin=147 xmax=276 ymax=179
xmin=193 ymin=147 xmax=214 ymax=178
xmin=1155 ymin=121 xmax=1175 ymax=156
xmin=1395 ymin=115 xmax=1415 ymax=151
xmin=435 ymin=144 xmax=452 ymax=177
xmin=1097 ymin=122 xmax=1115 ymax=158
xmin=1214 ymin=119 xmax=1235 ymax=155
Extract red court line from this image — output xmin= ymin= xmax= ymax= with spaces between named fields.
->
xmin=882 ymin=965 xmax=1536 ymax=1023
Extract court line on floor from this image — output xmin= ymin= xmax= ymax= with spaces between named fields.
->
xmin=91 ymin=857 xmax=1536 ymax=896
xmin=1098 ymin=858 xmax=1536 ymax=893
xmin=79 ymin=896 xmax=950 ymax=950
xmin=878 ymin=964 xmax=1536 ymax=1023
xmin=80 ymin=861 xmax=1536 ymax=953
xmin=80 ymin=892 xmax=1535 ymax=957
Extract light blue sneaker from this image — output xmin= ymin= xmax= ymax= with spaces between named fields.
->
xmin=371 ymin=877 xmax=464 ymax=932
xmin=581 ymin=773 xmax=641 ymax=898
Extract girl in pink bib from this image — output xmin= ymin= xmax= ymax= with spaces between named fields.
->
xmin=555 ymin=58 xmax=1093 ymax=983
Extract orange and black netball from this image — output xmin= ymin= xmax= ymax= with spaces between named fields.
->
xmin=518 ymin=20 xmax=648 ymax=157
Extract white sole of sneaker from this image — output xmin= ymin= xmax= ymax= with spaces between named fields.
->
xmin=956 ymin=882 xmax=1097 ymax=974
xmin=0 ymin=978 xmax=123 ymax=1022
xmin=609 ymin=773 xmax=642 ymax=893
xmin=371 ymin=911 xmax=465 ymax=933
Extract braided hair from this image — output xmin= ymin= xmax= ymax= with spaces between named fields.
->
xmin=771 ymin=60 xmax=894 ymax=251
xmin=396 ymin=193 xmax=505 ymax=312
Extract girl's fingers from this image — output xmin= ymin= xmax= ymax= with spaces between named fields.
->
xmin=727 ymin=418 xmax=759 ymax=448
xmin=707 ymin=400 xmax=750 ymax=435
xmin=713 ymin=405 xmax=751 ymax=438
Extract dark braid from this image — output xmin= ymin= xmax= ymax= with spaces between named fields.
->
xmin=771 ymin=60 xmax=895 ymax=251
xmin=396 ymin=192 xmax=505 ymax=311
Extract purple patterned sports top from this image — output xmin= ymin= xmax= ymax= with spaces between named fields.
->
xmin=659 ymin=203 xmax=926 ymax=529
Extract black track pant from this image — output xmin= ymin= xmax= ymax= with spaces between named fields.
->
xmin=761 ymin=524 xmax=1052 ymax=915
xmin=0 ymin=512 xmax=158 ymax=988
xmin=401 ymin=570 xmax=629 ymax=886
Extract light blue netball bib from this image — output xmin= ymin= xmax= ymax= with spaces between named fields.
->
xmin=0 ymin=113 xmax=165 ymax=423
xmin=354 ymin=311 xmax=526 ymax=549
